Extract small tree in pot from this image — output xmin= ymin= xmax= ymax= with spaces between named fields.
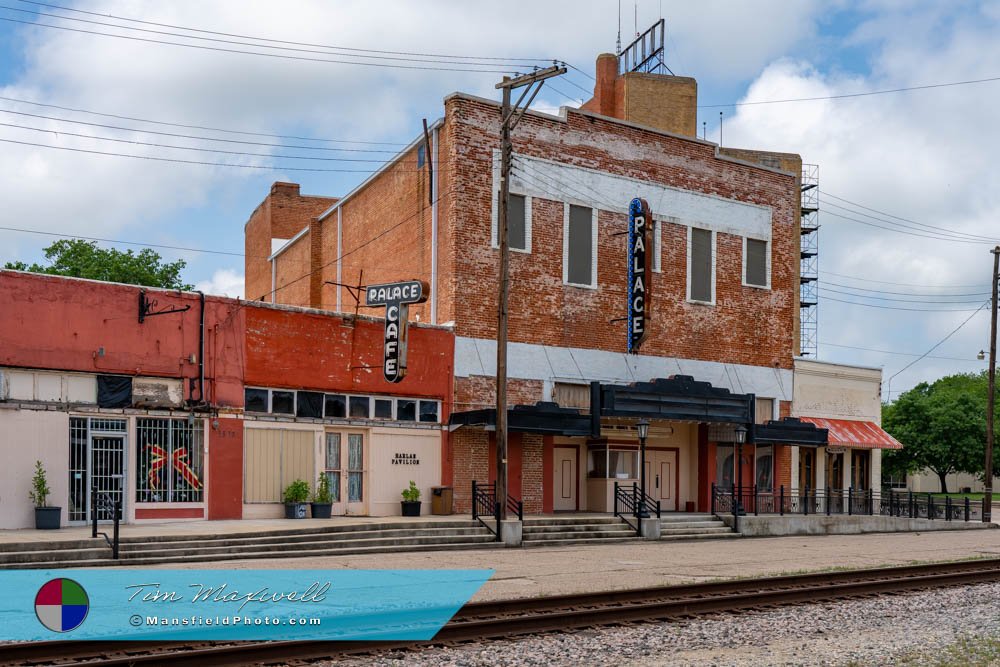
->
xmin=400 ymin=481 xmax=421 ymax=517
xmin=311 ymin=474 xmax=333 ymax=519
xmin=282 ymin=479 xmax=310 ymax=519
xmin=30 ymin=461 xmax=61 ymax=529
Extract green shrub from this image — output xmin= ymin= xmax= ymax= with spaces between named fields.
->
xmin=282 ymin=479 xmax=310 ymax=504
xmin=29 ymin=461 xmax=50 ymax=508
xmin=313 ymin=474 xmax=333 ymax=504
xmin=401 ymin=481 xmax=421 ymax=502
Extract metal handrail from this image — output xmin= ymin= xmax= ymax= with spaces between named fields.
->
xmin=472 ymin=481 xmax=523 ymax=541
xmin=90 ymin=489 xmax=122 ymax=560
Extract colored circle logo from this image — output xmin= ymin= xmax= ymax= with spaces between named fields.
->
xmin=35 ymin=578 xmax=89 ymax=633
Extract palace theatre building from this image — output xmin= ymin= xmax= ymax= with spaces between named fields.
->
xmin=246 ymin=51 xmax=899 ymax=516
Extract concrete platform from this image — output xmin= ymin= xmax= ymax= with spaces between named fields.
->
xmin=720 ymin=514 xmax=997 ymax=537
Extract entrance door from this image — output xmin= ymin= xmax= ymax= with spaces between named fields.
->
xmin=324 ymin=432 xmax=368 ymax=515
xmin=68 ymin=418 xmax=127 ymax=524
xmin=799 ymin=448 xmax=817 ymax=492
xmin=553 ymin=447 xmax=577 ymax=511
xmin=644 ymin=450 xmax=678 ymax=511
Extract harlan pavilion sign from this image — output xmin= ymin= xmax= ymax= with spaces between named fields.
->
xmin=365 ymin=280 xmax=428 ymax=383
xmin=627 ymin=197 xmax=652 ymax=354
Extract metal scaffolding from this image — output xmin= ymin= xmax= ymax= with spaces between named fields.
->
xmin=800 ymin=164 xmax=819 ymax=357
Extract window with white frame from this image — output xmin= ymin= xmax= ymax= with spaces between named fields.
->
xmin=744 ymin=237 xmax=769 ymax=288
xmin=687 ymin=226 xmax=714 ymax=303
xmin=492 ymin=191 xmax=531 ymax=252
xmin=564 ymin=204 xmax=597 ymax=287
xmin=244 ymin=387 xmax=442 ymax=424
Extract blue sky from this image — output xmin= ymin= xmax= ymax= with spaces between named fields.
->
xmin=0 ymin=0 xmax=996 ymax=398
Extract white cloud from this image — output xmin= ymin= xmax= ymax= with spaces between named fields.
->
xmin=194 ymin=268 xmax=244 ymax=298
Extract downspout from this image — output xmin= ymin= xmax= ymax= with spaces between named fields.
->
xmin=430 ymin=125 xmax=439 ymax=324
xmin=191 ymin=291 xmax=206 ymax=405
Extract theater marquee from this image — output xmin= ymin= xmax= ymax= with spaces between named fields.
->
xmin=628 ymin=197 xmax=652 ymax=354
xmin=365 ymin=280 xmax=429 ymax=383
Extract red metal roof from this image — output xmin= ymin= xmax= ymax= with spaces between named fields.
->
xmin=798 ymin=417 xmax=903 ymax=450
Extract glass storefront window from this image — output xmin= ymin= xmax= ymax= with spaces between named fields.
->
xmin=755 ymin=445 xmax=773 ymax=491
xmin=716 ymin=445 xmax=734 ymax=490
xmin=587 ymin=446 xmax=637 ymax=479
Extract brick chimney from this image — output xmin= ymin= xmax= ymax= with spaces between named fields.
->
xmin=580 ymin=53 xmax=698 ymax=138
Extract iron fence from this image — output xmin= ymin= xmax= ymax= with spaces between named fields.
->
xmin=135 ymin=418 xmax=204 ymax=503
xmin=711 ymin=485 xmax=985 ymax=523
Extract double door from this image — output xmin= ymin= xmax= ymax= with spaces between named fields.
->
xmin=324 ymin=432 xmax=367 ymax=515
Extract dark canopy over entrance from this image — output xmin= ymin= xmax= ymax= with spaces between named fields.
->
xmin=449 ymin=402 xmax=591 ymax=436
xmin=754 ymin=417 xmax=828 ymax=447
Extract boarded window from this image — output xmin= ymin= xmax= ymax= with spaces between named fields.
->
xmin=243 ymin=428 xmax=314 ymax=503
xmin=689 ymin=227 xmax=713 ymax=302
xmin=97 ymin=375 xmax=132 ymax=408
xmin=553 ymin=382 xmax=590 ymax=410
xmin=755 ymin=398 xmax=774 ymax=424
xmin=566 ymin=205 xmax=594 ymax=286
xmin=745 ymin=238 xmax=768 ymax=287
xmin=496 ymin=192 xmax=527 ymax=251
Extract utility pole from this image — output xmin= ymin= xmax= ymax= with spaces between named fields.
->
xmin=986 ymin=245 xmax=999 ymax=523
xmin=494 ymin=64 xmax=566 ymax=520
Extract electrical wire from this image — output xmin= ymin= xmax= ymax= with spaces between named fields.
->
xmin=820 ymin=341 xmax=983 ymax=362
xmin=0 ymin=95 xmax=408 ymax=145
xmin=819 ymin=286 xmax=988 ymax=305
xmin=821 ymin=294 xmax=987 ymax=313
xmin=822 ymin=281 xmax=990 ymax=298
xmin=820 ymin=270 xmax=990 ymax=290
xmin=823 ymin=210 xmax=996 ymax=245
xmin=822 ymin=200 xmax=997 ymax=243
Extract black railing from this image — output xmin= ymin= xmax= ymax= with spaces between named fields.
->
xmin=614 ymin=482 xmax=661 ymax=536
xmin=711 ymin=485 xmax=985 ymax=523
xmin=90 ymin=489 xmax=122 ymax=560
xmin=471 ymin=480 xmax=523 ymax=542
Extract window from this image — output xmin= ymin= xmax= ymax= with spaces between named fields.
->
xmin=492 ymin=192 xmax=530 ymax=252
xmin=374 ymin=399 xmax=393 ymax=419
xmin=744 ymin=238 xmax=769 ymax=288
xmin=136 ymin=418 xmax=204 ymax=503
xmin=270 ymin=390 xmax=294 ymax=414
xmin=417 ymin=143 xmax=426 ymax=168
xmin=688 ymin=227 xmax=714 ymax=303
xmin=553 ymin=382 xmax=589 ymax=409
xmin=245 ymin=388 xmax=268 ymax=413
xmin=419 ymin=400 xmax=439 ymax=423
xmin=397 ymin=399 xmax=417 ymax=421
xmin=755 ymin=445 xmax=773 ymax=492
xmin=324 ymin=433 xmax=342 ymax=503
xmin=296 ymin=391 xmax=323 ymax=419
xmin=716 ymin=445 xmax=734 ymax=490
xmin=755 ymin=398 xmax=774 ymax=424
xmin=348 ymin=396 xmax=370 ymax=418
xmin=564 ymin=204 xmax=596 ymax=287
xmin=587 ymin=445 xmax=638 ymax=479
xmin=347 ymin=433 xmax=364 ymax=502
xmin=324 ymin=394 xmax=346 ymax=418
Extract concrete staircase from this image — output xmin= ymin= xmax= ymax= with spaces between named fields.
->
xmin=521 ymin=514 xmax=736 ymax=547
xmin=0 ymin=519 xmax=499 ymax=569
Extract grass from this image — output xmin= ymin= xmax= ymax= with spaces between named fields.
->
xmin=930 ymin=493 xmax=985 ymax=500
xmin=889 ymin=634 xmax=1000 ymax=667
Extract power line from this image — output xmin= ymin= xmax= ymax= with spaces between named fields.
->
xmin=820 ymin=269 xmax=989 ymax=290
xmin=15 ymin=0 xmax=554 ymax=63
xmin=0 ymin=119 xmax=454 ymax=164
xmin=824 ymin=209 xmax=996 ymax=245
xmin=823 ymin=281 xmax=991 ymax=298
xmin=699 ymin=75 xmax=1000 ymax=108
xmin=0 ymin=95 xmax=408 ymax=145
xmin=821 ymin=294 xmax=988 ymax=312
xmin=0 ymin=4 xmax=543 ymax=69
xmin=821 ymin=341 xmax=983 ymax=362
xmin=0 ymin=107 xmax=403 ymax=152
xmin=821 ymin=286 xmax=989 ymax=304
xmin=0 ymin=136 xmax=430 ymax=172
xmin=822 ymin=190 xmax=997 ymax=240
xmin=0 ymin=16 xmax=516 ymax=73
xmin=821 ymin=197 xmax=997 ymax=243
xmin=0 ymin=225 xmax=243 ymax=257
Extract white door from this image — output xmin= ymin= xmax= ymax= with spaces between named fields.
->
xmin=644 ymin=450 xmax=678 ymax=512
xmin=553 ymin=447 xmax=577 ymax=511
xmin=324 ymin=432 xmax=368 ymax=515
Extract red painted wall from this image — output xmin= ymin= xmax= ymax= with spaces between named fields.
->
xmin=208 ymin=417 xmax=244 ymax=519
xmin=0 ymin=271 xmax=245 ymax=407
xmin=245 ymin=305 xmax=454 ymax=400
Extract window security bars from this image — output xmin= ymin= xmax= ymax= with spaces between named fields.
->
xmin=136 ymin=418 xmax=204 ymax=503
xmin=710 ymin=485 xmax=984 ymax=523
xmin=69 ymin=417 xmax=127 ymax=523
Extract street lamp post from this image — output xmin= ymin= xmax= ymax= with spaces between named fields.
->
xmin=637 ymin=419 xmax=650 ymax=519
xmin=735 ymin=424 xmax=748 ymax=518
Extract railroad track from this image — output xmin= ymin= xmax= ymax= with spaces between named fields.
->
xmin=5 ymin=558 xmax=1000 ymax=666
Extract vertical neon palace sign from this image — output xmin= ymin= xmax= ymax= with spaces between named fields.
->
xmin=628 ymin=197 xmax=652 ymax=354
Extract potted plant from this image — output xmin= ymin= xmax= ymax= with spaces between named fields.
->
xmin=400 ymin=480 xmax=421 ymax=517
xmin=30 ymin=461 xmax=60 ymax=530
xmin=311 ymin=474 xmax=333 ymax=519
xmin=282 ymin=479 xmax=310 ymax=519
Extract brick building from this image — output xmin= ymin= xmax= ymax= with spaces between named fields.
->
xmin=244 ymin=52 xmax=896 ymax=515
xmin=0 ymin=270 xmax=453 ymax=528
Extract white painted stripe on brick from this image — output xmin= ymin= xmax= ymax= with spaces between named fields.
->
xmin=455 ymin=336 xmax=792 ymax=401
xmin=508 ymin=152 xmax=772 ymax=240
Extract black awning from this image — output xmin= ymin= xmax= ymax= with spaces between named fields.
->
xmin=754 ymin=417 xmax=828 ymax=447
xmin=449 ymin=402 xmax=592 ymax=436
xmin=590 ymin=375 xmax=753 ymax=434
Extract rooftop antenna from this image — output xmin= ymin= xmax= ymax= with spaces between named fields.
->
xmin=616 ymin=0 xmax=621 ymax=54
xmin=703 ymin=121 xmax=706 ymax=140
xmin=719 ymin=111 xmax=723 ymax=145
xmin=634 ymin=0 xmax=638 ymax=37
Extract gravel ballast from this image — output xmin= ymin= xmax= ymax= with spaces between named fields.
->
xmin=331 ymin=581 xmax=1000 ymax=667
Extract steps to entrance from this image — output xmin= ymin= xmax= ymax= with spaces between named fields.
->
xmin=659 ymin=515 xmax=739 ymax=541
xmin=521 ymin=514 xmax=736 ymax=547
xmin=0 ymin=520 xmax=499 ymax=569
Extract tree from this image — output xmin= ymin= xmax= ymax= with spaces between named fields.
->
xmin=4 ymin=239 xmax=192 ymax=290
xmin=882 ymin=372 xmax=998 ymax=493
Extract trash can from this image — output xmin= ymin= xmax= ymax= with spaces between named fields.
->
xmin=431 ymin=486 xmax=453 ymax=515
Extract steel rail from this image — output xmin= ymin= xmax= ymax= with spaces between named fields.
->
xmin=6 ymin=558 xmax=1000 ymax=666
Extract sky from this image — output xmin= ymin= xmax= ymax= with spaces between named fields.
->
xmin=0 ymin=0 xmax=997 ymax=400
